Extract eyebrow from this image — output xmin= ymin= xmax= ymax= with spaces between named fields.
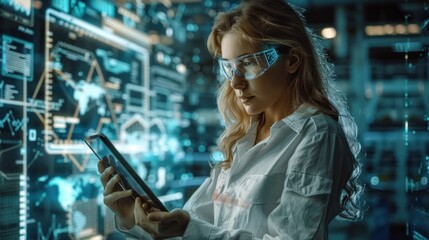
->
xmin=219 ymin=52 xmax=252 ymax=61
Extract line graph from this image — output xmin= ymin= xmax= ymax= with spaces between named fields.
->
xmin=0 ymin=110 xmax=27 ymax=136
xmin=45 ymin=43 xmax=121 ymax=151
xmin=44 ymin=9 xmax=150 ymax=174
xmin=0 ymin=143 xmax=21 ymax=159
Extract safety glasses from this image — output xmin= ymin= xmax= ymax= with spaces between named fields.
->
xmin=218 ymin=47 xmax=288 ymax=81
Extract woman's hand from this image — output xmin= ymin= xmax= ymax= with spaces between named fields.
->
xmin=98 ymin=158 xmax=135 ymax=229
xmin=134 ymin=197 xmax=190 ymax=240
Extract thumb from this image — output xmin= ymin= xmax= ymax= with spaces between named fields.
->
xmin=148 ymin=211 xmax=168 ymax=222
xmin=149 ymin=209 xmax=189 ymax=223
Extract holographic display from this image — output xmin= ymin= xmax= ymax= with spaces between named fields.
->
xmin=0 ymin=1 xmax=193 ymax=238
xmin=0 ymin=0 xmax=428 ymax=239
xmin=45 ymin=9 xmax=150 ymax=155
xmin=0 ymin=0 xmax=33 ymax=26
xmin=2 ymin=35 xmax=33 ymax=81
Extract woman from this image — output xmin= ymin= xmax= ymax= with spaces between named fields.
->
xmin=98 ymin=0 xmax=363 ymax=239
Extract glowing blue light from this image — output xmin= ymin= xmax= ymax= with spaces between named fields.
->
xmin=204 ymin=0 xmax=213 ymax=7
xmin=192 ymin=55 xmax=200 ymax=63
xmin=211 ymin=151 xmax=224 ymax=162
xmin=159 ymin=192 xmax=184 ymax=203
xmin=186 ymin=23 xmax=199 ymax=32
xmin=166 ymin=27 xmax=173 ymax=37
xmin=421 ymin=177 xmax=428 ymax=185
xmin=183 ymin=139 xmax=191 ymax=147
xmin=370 ymin=176 xmax=379 ymax=185
xmin=198 ymin=144 xmax=206 ymax=152
xmin=164 ymin=55 xmax=171 ymax=65
xmin=48 ymin=177 xmax=77 ymax=210
xmin=405 ymin=121 xmax=408 ymax=133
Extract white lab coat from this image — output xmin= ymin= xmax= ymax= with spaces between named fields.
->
xmin=119 ymin=103 xmax=354 ymax=239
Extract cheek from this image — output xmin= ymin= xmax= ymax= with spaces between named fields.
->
xmin=249 ymin=62 xmax=289 ymax=97
xmin=267 ymin=67 xmax=290 ymax=92
xmin=255 ymin=73 xmax=287 ymax=95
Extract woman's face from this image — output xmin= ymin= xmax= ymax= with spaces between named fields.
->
xmin=220 ymin=31 xmax=293 ymax=117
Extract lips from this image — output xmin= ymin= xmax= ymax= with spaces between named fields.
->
xmin=239 ymin=96 xmax=254 ymax=104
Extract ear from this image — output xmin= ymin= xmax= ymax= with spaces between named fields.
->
xmin=286 ymin=48 xmax=301 ymax=74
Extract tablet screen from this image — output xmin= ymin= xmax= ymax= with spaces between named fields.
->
xmin=84 ymin=133 xmax=168 ymax=212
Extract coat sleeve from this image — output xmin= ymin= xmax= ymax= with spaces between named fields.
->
xmin=266 ymin=131 xmax=351 ymax=240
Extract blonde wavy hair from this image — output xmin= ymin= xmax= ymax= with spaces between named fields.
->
xmin=207 ymin=0 xmax=363 ymax=221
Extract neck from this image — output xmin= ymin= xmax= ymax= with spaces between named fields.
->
xmin=263 ymin=104 xmax=295 ymax=127
xmin=254 ymin=105 xmax=296 ymax=145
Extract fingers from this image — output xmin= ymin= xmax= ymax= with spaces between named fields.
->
xmin=134 ymin=202 xmax=189 ymax=239
xmin=140 ymin=203 xmax=158 ymax=216
xmin=144 ymin=200 xmax=161 ymax=212
xmin=101 ymin=170 xmax=132 ymax=207
xmin=103 ymin=189 xmax=133 ymax=206
xmin=137 ymin=198 xmax=157 ymax=214
xmin=148 ymin=210 xmax=190 ymax=238
xmin=136 ymin=198 xmax=158 ymax=212
xmin=147 ymin=212 xmax=162 ymax=222
xmin=148 ymin=209 xmax=189 ymax=223
xmin=148 ymin=209 xmax=183 ymax=223
xmin=134 ymin=198 xmax=158 ymax=233
xmin=103 ymin=173 xmax=123 ymax=194
xmin=97 ymin=160 xmax=105 ymax=174
xmin=135 ymin=197 xmax=153 ymax=217
xmin=97 ymin=156 xmax=110 ymax=174
xmin=148 ymin=211 xmax=174 ymax=222
xmin=99 ymin=167 xmax=115 ymax=188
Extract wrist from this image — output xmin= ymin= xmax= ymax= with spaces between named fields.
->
xmin=115 ymin=214 xmax=135 ymax=229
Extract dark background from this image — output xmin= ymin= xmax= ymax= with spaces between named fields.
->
xmin=0 ymin=0 xmax=428 ymax=239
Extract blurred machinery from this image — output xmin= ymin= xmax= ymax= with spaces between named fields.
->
xmin=291 ymin=1 xmax=429 ymax=239
xmin=0 ymin=0 xmax=428 ymax=239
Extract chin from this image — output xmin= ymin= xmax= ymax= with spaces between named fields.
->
xmin=244 ymin=106 xmax=263 ymax=116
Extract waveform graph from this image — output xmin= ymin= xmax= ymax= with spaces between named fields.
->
xmin=0 ymin=0 xmax=34 ymax=26
xmin=0 ymin=37 xmax=28 ymax=238
xmin=44 ymin=9 xmax=150 ymax=157
xmin=0 ymin=106 xmax=26 ymax=172
xmin=0 ymin=106 xmax=27 ymax=240
xmin=0 ymin=109 xmax=26 ymax=137
xmin=0 ymin=173 xmax=26 ymax=240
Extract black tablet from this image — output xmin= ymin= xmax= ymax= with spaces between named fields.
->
xmin=84 ymin=133 xmax=168 ymax=212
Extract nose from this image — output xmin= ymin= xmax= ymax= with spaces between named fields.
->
xmin=230 ymin=71 xmax=247 ymax=90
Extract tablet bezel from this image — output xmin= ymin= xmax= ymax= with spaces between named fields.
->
xmin=84 ymin=133 xmax=168 ymax=212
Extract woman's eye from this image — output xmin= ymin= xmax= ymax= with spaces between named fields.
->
xmin=242 ymin=58 xmax=256 ymax=67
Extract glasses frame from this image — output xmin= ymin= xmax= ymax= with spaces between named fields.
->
xmin=218 ymin=47 xmax=289 ymax=81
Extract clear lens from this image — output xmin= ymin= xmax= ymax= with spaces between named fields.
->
xmin=218 ymin=48 xmax=279 ymax=81
xmin=238 ymin=55 xmax=261 ymax=79
xmin=219 ymin=61 xmax=232 ymax=79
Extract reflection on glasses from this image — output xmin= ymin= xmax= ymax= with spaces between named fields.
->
xmin=218 ymin=47 xmax=289 ymax=81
